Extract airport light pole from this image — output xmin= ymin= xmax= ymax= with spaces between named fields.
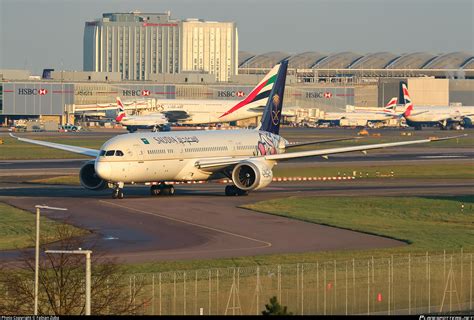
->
xmin=34 ymin=205 xmax=68 ymax=315
xmin=45 ymin=249 xmax=92 ymax=315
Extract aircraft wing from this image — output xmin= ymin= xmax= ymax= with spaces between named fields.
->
xmin=264 ymin=135 xmax=466 ymax=161
xmin=195 ymin=135 xmax=466 ymax=170
xmin=9 ymin=133 xmax=99 ymax=157
xmin=285 ymin=137 xmax=361 ymax=149
xmin=195 ymin=156 xmax=249 ymax=170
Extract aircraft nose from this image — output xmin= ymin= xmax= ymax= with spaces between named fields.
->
xmin=95 ymin=161 xmax=111 ymax=180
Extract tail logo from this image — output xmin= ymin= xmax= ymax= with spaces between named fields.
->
xmin=401 ymin=84 xmax=413 ymax=117
xmin=271 ymin=94 xmax=281 ymax=125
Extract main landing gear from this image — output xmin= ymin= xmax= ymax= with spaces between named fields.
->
xmin=225 ymin=185 xmax=248 ymax=196
xmin=112 ymin=182 xmax=125 ymax=199
xmin=150 ymin=183 xmax=175 ymax=196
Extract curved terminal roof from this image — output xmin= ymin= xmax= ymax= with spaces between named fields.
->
xmin=240 ymin=51 xmax=290 ymax=68
xmin=349 ymin=52 xmax=399 ymax=69
xmin=461 ymin=57 xmax=474 ymax=69
xmin=312 ymin=52 xmax=363 ymax=69
xmin=238 ymin=51 xmax=474 ymax=70
xmin=287 ymin=52 xmax=327 ymax=69
xmin=423 ymin=52 xmax=474 ymax=69
xmin=384 ymin=52 xmax=438 ymax=69
xmin=238 ymin=51 xmax=256 ymax=67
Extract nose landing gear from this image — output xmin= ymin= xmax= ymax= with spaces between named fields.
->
xmin=111 ymin=182 xmax=125 ymax=199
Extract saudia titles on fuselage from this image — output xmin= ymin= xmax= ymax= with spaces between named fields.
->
xmin=141 ymin=136 xmax=200 ymax=145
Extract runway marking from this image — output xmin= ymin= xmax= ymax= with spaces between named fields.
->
xmin=99 ymin=200 xmax=272 ymax=253
xmin=418 ymin=155 xmax=467 ymax=159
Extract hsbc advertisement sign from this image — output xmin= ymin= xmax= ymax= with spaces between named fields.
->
xmin=305 ymin=91 xmax=333 ymax=99
xmin=217 ymin=90 xmax=246 ymax=98
xmin=2 ymin=83 xmax=74 ymax=115
xmin=301 ymin=88 xmax=354 ymax=104
xmin=122 ymin=89 xmax=152 ymax=97
xmin=18 ymin=88 xmax=49 ymax=95
xmin=303 ymin=89 xmax=354 ymax=99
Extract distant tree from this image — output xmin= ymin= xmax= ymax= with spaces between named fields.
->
xmin=0 ymin=223 xmax=148 ymax=315
xmin=262 ymin=296 xmax=292 ymax=315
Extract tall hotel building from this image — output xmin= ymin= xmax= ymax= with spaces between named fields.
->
xmin=83 ymin=12 xmax=238 ymax=81
xmin=181 ymin=19 xmax=238 ymax=82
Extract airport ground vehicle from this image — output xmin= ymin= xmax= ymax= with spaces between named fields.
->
xmin=60 ymin=124 xmax=82 ymax=132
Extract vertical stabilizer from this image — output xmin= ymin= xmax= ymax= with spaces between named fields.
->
xmin=258 ymin=60 xmax=288 ymax=135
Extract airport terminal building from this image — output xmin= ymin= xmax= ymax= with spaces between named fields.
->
xmin=2 ymin=30 xmax=474 ymax=126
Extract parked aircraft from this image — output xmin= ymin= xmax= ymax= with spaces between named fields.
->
xmin=113 ymin=64 xmax=283 ymax=132
xmin=398 ymin=83 xmax=474 ymax=130
xmin=10 ymin=61 xmax=465 ymax=199
xmin=115 ymin=97 xmax=169 ymax=132
xmin=318 ymin=98 xmax=399 ymax=127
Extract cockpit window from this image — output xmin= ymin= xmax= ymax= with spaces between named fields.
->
xmin=105 ymin=150 xmax=115 ymax=156
xmin=99 ymin=150 xmax=106 ymax=156
xmin=115 ymin=150 xmax=124 ymax=156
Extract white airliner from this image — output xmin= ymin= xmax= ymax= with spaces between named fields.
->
xmin=115 ymin=97 xmax=169 ymax=132
xmin=397 ymin=83 xmax=474 ymax=130
xmin=113 ymin=65 xmax=282 ymax=132
xmin=351 ymin=97 xmax=398 ymax=113
xmin=10 ymin=61 xmax=466 ymax=199
xmin=318 ymin=98 xmax=399 ymax=127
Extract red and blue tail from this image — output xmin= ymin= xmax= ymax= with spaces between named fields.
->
xmin=115 ymin=97 xmax=127 ymax=122
xmin=400 ymin=83 xmax=414 ymax=117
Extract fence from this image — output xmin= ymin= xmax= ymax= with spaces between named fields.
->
xmin=126 ymin=250 xmax=473 ymax=315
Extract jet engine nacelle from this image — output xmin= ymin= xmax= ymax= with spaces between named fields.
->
xmin=462 ymin=117 xmax=473 ymax=128
xmin=231 ymin=160 xmax=273 ymax=191
xmin=79 ymin=161 xmax=108 ymax=190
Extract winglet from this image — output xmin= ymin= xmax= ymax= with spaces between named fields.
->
xmin=9 ymin=133 xmax=17 ymax=138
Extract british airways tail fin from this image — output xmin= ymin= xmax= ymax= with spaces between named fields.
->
xmin=115 ymin=97 xmax=127 ymax=122
xmin=400 ymin=83 xmax=414 ymax=117
xmin=385 ymin=97 xmax=398 ymax=109
xmin=258 ymin=60 xmax=288 ymax=135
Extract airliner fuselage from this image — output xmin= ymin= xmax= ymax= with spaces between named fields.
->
xmin=94 ymin=130 xmax=286 ymax=184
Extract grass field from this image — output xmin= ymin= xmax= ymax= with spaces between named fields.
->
xmin=121 ymin=195 xmax=473 ymax=273
xmin=0 ymin=202 xmax=88 ymax=250
xmin=242 ymin=196 xmax=474 ymax=249
xmin=0 ymin=135 xmax=104 ymax=160
xmin=273 ymin=162 xmax=474 ymax=179
xmin=281 ymin=130 xmax=473 ymax=150
xmin=28 ymin=175 xmax=81 ymax=185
